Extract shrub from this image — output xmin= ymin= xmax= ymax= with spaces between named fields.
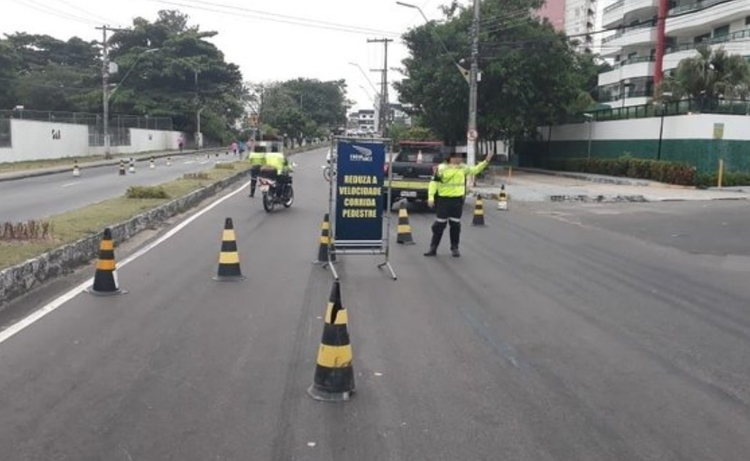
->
xmin=126 ymin=186 xmax=169 ymax=199
xmin=545 ymin=155 xmax=697 ymax=186
xmin=695 ymin=171 xmax=750 ymax=188
xmin=214 ymin=162 xmax=236 ymax=170
xmin=0 ymin=220 xmax=54 ymax=241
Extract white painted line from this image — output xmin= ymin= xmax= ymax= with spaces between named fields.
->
xmin=0 ymin=180 xmax=252 ymax=346
xmin=199 ymin=161 xmax=210 ymax=165
xmin=61 ymin=182 xmax=80 ymax=188
xmin=184 ymin=161 xmax=195 ymax=165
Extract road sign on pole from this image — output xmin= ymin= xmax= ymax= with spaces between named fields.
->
xmin=467 ymin=129 xmax=478 ymax=142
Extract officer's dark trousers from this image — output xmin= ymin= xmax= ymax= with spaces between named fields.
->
xmin=249 ymin=165 xmax=261 ymax=196
xmin=430 ymin=196 xmax=463 ymax=249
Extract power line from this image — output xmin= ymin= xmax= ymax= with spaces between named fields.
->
xmin=41 ymin=0 xmax=124 ymax=27
xmin=147 ymin=0 xmax=402 ymax=38
xmin=9 ymin=0 xmax=101 ymax=26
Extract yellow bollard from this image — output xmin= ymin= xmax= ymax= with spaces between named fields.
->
xmin=718 ymin=159 xmax=724 ymax=188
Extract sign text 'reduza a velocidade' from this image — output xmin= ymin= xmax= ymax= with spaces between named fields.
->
xmin=339 ymin=175 xmax=380 ymax=218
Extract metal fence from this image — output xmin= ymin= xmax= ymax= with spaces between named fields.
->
xmin=569 ymin=98 xmax=750 ymax=124
xmin=0 ymin=110 xmax=173 ymax=147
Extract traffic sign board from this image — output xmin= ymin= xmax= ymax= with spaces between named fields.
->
xmin=467 ymin=129 xmax=478 ymax=141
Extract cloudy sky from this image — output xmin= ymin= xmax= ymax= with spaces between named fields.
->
xmin=2 ymin=0 xmax=449 ymax=112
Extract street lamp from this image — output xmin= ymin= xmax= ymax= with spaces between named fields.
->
xmin=397 ymin=0 xmax=480 ymax=176
xmin=656 ymin=91 xmax=672 ymax=161
xmin=583 ymin=113 xmax=594 ymax=159
xmin=103 ymin=48 xmax=159 ymax=158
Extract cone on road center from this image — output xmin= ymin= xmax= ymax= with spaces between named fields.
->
xmin=396 ymin=200 xmax=415 ymax=245
xmin=72 ymin=160 xmax=80 ymax=177
xmin=497 ymin=184 xmax=508 ymax=211
xmin=307 ymin=280 xmax=355 ymax=402
xmin=149 ymin=157 xmax=155 ymax=169
xmin=128 ymin=158 xmax=136 ymax=174
xmin=472 ymin=194 xmax=486 ymax=227
xmin=166 ymin=156 xmax=172 ymax=166
xmin=118 ymin=159 xmax=126 ymax=176
xmin=315 ymin=213 xmax=336 ymax=263
xmin=87 ymin=228 xmax=125 ymax=296
xmin=213 ymin=217 xmax=245 ymax=281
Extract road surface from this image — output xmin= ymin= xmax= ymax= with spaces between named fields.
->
xmin=0 ymin=150 xmax=238 ymax=221
xmin=0 ymin=148 xmax=748 ymax=460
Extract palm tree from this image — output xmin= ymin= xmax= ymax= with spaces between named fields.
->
xmin=659 ymin=45 xmax=750 ymax=108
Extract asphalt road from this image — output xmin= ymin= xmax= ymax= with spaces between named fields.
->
xmin=0 ymin=150 xmax=238 ymax=221
xmin=1 ymin=148 xmax=749 ymax=460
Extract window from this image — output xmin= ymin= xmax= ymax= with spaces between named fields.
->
xmin=694 ymin=33 xmax=710 ymax=44
xmin=714 ymin=25 xmax=729 ymax=38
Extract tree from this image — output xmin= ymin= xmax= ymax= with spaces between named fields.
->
xmin=659 ymin=45 xmax=750 ymax=105
xmin=254 ymin=78 xmax=349 ymax=145
xmin=395 ymin=0 xmax=597 ymax=144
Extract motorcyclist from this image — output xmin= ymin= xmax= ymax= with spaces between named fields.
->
xmin=247 ymin=146 xmax=266 ymax=198
xmin=262 ymin=145 xmax=293 ymax=198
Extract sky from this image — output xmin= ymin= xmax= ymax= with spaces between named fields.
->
xmin=1 ymin=0 xmax=450 ymax=113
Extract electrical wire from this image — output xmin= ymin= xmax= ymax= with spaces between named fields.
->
xmin=41 ymin=0 xmax=124 ymax=27
xmin=147 ymin=0 xmax=401 ymax=38
xmin=9 ymin=0 xmax=102 ymax=26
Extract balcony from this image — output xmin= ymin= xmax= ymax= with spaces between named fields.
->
xmin=666 ymin=0 xmax=750 ymax=36
xmin=598 ymin=56 xmax=656 ymax=86
xmin=603 ymin=0 xmax=624 ymax=28
xmin=602 ymin=22 xmax=657 ymax=48
xmin=624 ymin=0 xmax=658 ymax=17
xmin=663 ymin=27 xmax=750 ymax=69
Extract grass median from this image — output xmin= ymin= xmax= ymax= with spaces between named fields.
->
xmin=0 ymin=160 xmax=251 ymax=271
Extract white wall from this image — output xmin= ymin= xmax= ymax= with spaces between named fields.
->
xmin=542 ymin=114 xmax=750 ymax=142
xmin=1 ymin=119 xmax=188 ymax=161
xmin=0 ymin=119 xmax=89 ymax=163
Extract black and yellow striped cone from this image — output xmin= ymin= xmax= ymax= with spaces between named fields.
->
xmin=315 ymin=213 xmax=336 ymax=263
xmin=118 ymin=159 xmax=126 ymax=176
xmin=307 ymin=281 xmax=355 ymax=402
xmin=149 ymin=157 xmax=155 ymax=169
xmin=498 ymin=184 xmax=508 ymax=211
xmin=471 ymin=194 xmax=486 ymax=227
xmin=72 ymin=160 xmax=80 ymax=177
xmin=87 ymin=228 xmax=125 ymax=296
xmin=396 ymin=200 xmax=415 ymax=245
xmin=213 ymin=217 xmax=245 ymax=281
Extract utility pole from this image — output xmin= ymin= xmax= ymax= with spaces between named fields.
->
xmin=194 ymin=69 xmax=202 ymax=148
xmin=467 ymin=0 xmax=480 ymax=177
xmin=367 ymin=38 xmax=393 ymax=138
xmin=96 ymin=25 xmax=126 ymax=159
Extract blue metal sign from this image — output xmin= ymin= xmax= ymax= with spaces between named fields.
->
xmin=334 ymin=140 xmax=385 ymax=245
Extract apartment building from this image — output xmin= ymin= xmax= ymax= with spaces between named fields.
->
xmin=598 ymin=0 xmax=750 ymax=107
xmin=538 ymin=0 xmax=600 ymax=52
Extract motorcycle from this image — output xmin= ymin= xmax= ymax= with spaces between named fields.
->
xmin=259 ymin=174 xmax=294 ymax=212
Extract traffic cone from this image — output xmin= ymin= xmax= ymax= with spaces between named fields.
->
xmin=315 ymin=213 xmax=336 ymax=263
xmin=166 ymin=156 xmax=172 ymax=166
xmin=396 ymin=200 xmax=415 ymax=245
xmin=213 ymin=217 xmax=245 ymax=281
xmin=149 ymin=157 xmax=155 ymax=169
xmin=128 ymin=158 xmax=135 ymax=174
xmin=87 ymin=228 xmax=125 ymax=296
xmin=497 ymin=185 xmax=508 ymax=211
xmin=307 ymin=280 xmax=354 ymax=402
xmin=472 ymin=194 xmax=486 ymax=226
xmin=72 ymin=160 xmax=80 ymax=177
xmin=118 ymin=159 xmax=126 ymax=176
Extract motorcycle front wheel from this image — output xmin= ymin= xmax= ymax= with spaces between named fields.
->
xmin=283 ymin=186 xmax=294 ymax=208
xmin=262 ymin=192 xmax=275 ymax=212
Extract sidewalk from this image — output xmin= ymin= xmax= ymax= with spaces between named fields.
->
xmin=471 ymin=170 xmax=749 ymax=203
xmin=0 ymin=148 xmax=221 ymax=183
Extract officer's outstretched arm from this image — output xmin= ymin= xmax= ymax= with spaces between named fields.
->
xmin=465 ymin=159 xmax=490 ymax=176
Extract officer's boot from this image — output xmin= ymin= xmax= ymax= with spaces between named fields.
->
xmin=424 ymin=221 xmax=446 ymax=256
xmin=449 ymin=221 xmax=461 ymax=257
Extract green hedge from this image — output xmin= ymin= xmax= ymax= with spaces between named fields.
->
xmin=546 ymin=155 xmax=697 ymax=186
xmin=695 ymin=172 xmax=750 ymax=188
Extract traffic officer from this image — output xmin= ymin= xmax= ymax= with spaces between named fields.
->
xmin=262 ymin=146 xmax=293 ymax=198
xmin=248 ymin=145 xmax=266 ymax=197
xmin=425 ymin=150 xmax=494 ymax=257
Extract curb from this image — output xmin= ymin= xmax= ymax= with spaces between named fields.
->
xmin=516 ymin=168 xmax=654 ymax=187
xmin=0 ymin=143 xmax=324 ymax=309
xmin=0 ymin=148 xmax=223 ymax=183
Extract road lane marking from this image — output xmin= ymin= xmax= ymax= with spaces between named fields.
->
xmin=61 ymin=182 xmax=81 ymax=188
xmin=0 ymin=180 xmax=252 ymax=346
xmin=184 ymin=161 xmax=195 ymax=165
